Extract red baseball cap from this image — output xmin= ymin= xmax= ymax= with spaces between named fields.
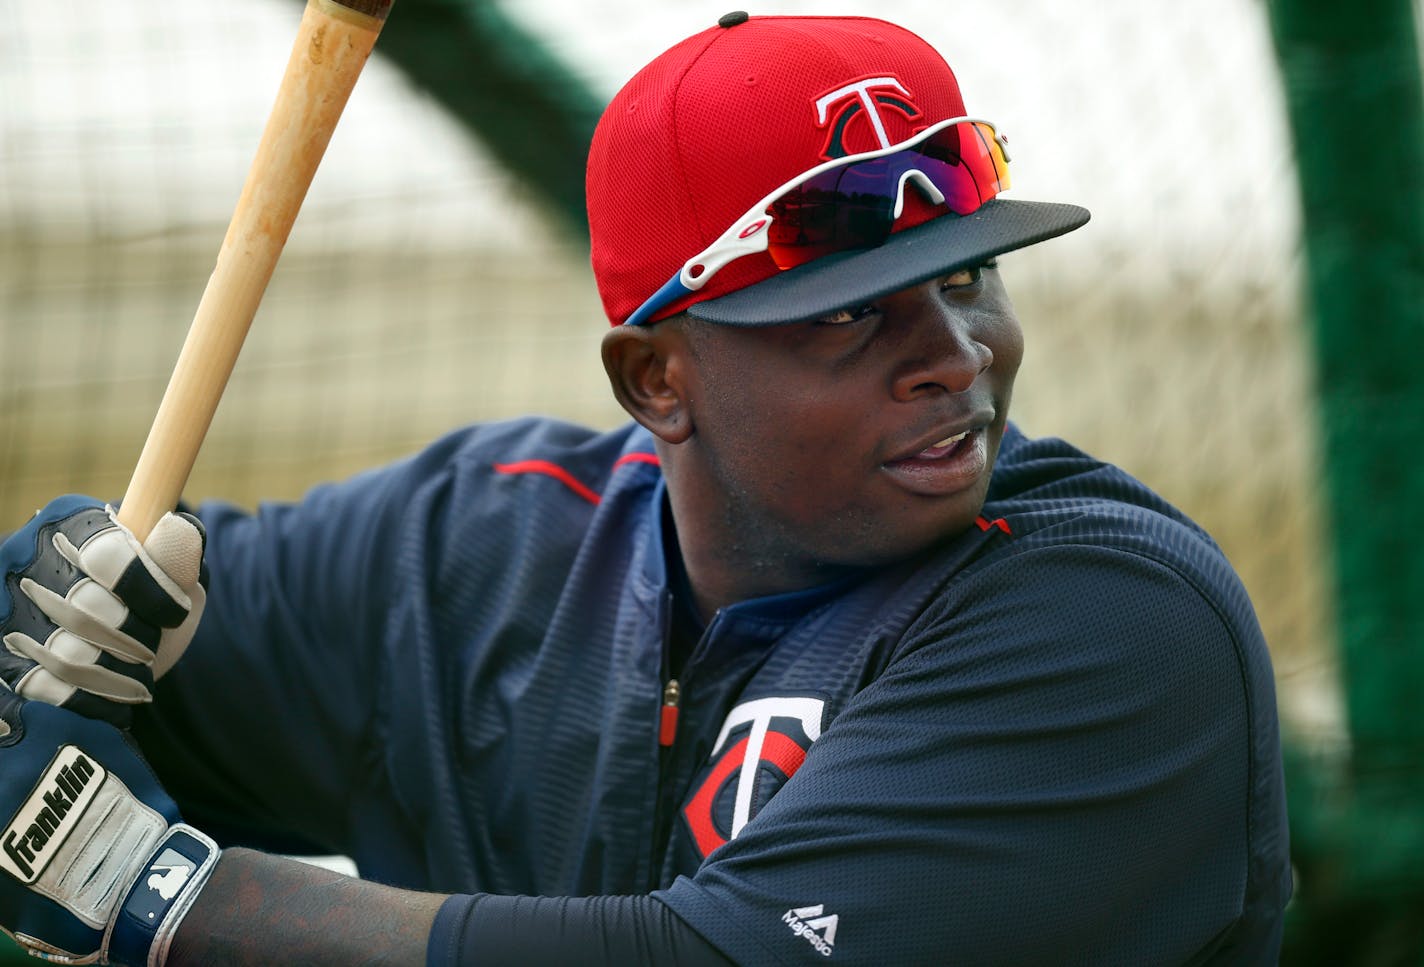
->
xmin=586 ymin=12 xmax=1089 ymax=327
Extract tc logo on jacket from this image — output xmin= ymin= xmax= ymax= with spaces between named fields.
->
xmin=682 ymin=696 xmax=826 ymax=858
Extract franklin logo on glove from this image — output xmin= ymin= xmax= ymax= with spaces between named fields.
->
xmin=1 ymin=745 xmax=102 ymax=883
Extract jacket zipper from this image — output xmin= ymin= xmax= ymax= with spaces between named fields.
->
xmin=659 ymin=678 xmax=681 ymax=747
xmin=648 ymin=677 xmax=683 ymax=889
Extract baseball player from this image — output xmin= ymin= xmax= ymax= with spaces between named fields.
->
xmin=0 ymin=12 xmax=1291 ymax=965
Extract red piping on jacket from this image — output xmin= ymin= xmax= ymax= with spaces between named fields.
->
xmin=493 ymin=452 xmax=662 ymax=506
xmin=975 ymin=515 xmax=1011 ymax=534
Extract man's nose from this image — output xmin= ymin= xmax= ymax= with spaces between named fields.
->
xmin=887 ymin=284 xmax=993 ymax=400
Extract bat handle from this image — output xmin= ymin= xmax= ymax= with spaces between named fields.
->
xmin=116 ymin=0 xmax=392 ymax=541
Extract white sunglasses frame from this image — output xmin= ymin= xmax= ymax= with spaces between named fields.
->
xmin=623 ymin=116 xmax=1009 ymax=326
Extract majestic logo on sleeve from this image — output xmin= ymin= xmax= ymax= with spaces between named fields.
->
xmin=784 ymin=903 xmax=840 ymax=957
xmin=682 ymin=696 xmax=825 ymax=858
xmin=815 ymin=76 xmax=923 ymax=159
xmin=1 ymin=745 xmax=103 ymax=883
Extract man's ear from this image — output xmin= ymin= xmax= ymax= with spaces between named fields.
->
xmin=601 ymin=323 xmax=694 ymax=444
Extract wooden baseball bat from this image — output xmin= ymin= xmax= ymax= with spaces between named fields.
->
xmin=116 ymin=0 xmax=394 ymax=541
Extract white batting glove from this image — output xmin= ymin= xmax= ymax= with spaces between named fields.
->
xmin=1 ymin=495 xmax=206 ymax=729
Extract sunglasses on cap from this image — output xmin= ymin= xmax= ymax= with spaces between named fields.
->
xmin=623 ymin=116 xmax=1011 ymax=326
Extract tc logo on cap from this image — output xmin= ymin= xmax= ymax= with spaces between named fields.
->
xmin=815 ymin=75 xmax=923 ymax=159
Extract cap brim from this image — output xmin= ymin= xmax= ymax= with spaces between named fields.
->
xmin=685 ymin=198 xmax=1090 ymax=327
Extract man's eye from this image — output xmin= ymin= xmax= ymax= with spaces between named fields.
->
xmin=942 ymin=266 xmax=982 ymax=288
xmin=815 ymin=305 xmax=875 ymax=325
xmin=941 ymin=259 xmax=997 ymax=290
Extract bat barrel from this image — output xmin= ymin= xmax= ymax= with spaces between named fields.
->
xmin=117 ymin=0 xmax=391 ymax=540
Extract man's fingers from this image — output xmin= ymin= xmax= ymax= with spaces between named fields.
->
xmin=18 ymin=577 xmax=157 ymax=665
xmin=142 ymin=511 xmax=206 ymax=592
xmin=4 ymin=630 xmax=153 ymax=704
xmin=1 ymin=497 xmax=206 ymax=715
xmin=61 ymin=519 xmax=191 ymax=628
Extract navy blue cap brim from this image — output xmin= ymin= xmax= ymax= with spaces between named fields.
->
xmin=685 ymin=198 xmax=1090 ymax=327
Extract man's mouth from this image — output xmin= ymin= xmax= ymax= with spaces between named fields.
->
xmin=882 ymin=427 xmax=990 ymax=496
xmin=915 ymin=430 xmax=971 ymax=460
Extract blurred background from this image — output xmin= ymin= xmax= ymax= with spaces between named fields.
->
xmin=1 ymin=0 xmax=1420 ymax=962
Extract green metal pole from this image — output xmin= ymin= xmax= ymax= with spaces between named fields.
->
xmin=1266 ymin=0 xmax=1424 ymax=959
xmin=372 ymin=0 xmax=604 ymax=238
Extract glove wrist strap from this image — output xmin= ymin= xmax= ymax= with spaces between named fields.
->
xmin=105 ymin=825 xmax=220 ymax=967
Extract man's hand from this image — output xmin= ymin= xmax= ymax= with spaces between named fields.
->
xmin=0 ymin=495 xmax=206 ymax=728
xmin=0 ymin=689 xmax=219 ymax=965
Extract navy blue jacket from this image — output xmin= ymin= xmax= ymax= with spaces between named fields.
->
xmin=134 ymin=419 xmax=1290 ymax=964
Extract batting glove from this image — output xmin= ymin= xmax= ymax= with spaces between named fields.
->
xmin=0 ymin=495 xmax=207 ymax=729
xmin=0 ymin=690 xmax=219 ymax=965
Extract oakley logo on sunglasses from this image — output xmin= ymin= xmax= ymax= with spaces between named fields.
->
xmin=815 ymin=76 xmax=922 ymax=158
